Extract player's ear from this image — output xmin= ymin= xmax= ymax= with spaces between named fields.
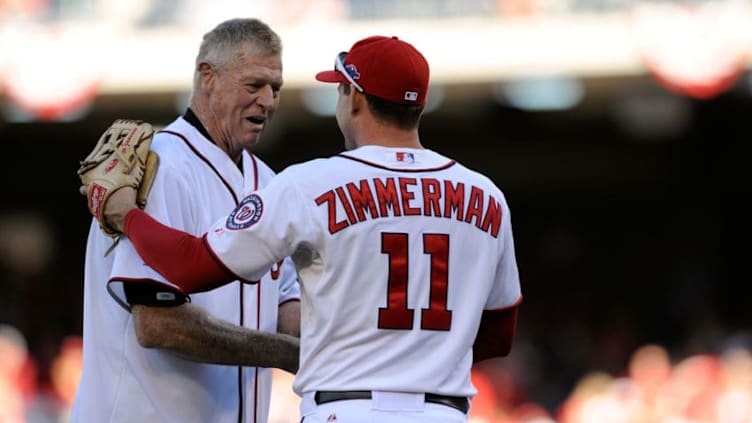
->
xmin=349 ymin=89 xmax=365 ymax=115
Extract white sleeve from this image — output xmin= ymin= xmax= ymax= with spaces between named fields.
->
xmin=108 ymin=160 xmax=196 ymax=302
xmin=206 ymin=171 xmax=317 ymax=282
xmin=485 ymin=206 xmax=522 ymax=310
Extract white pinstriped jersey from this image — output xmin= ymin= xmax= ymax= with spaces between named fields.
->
xmin=72 ymin=116 xmax=300 ymax=423
xmin=206 ymin=145 xmax=521 ymax=399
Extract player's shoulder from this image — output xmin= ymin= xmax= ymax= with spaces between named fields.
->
xmin=283 ymin=156 xmax=336 ymax=176
xmin=261 ymin=157 xmax=341 ymax=195
xmin=277 ymin=156 xmax=338 ymax=180
xmin=450 ymin=157 xmax=508 ymax=198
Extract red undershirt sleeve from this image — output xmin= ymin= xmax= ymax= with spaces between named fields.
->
xmin=123 ymin=208 xmax=236 ymax=293
xmin=473 ymin=301 xmax=521 ymax=364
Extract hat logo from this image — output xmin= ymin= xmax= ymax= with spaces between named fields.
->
xmin=404 ymin=91 xmax=418 ymax=101
xmin=345 ymin=64 xmax=360 ymax=80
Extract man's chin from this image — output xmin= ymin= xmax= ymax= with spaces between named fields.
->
xmin=241 ymin=132 xmax=263 ymax=147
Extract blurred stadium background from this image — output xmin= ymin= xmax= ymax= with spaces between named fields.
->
xmin=1 ymin=0 xmax=752 ymax=422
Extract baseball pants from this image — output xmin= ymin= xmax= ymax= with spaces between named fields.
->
xmin=299 ymin=391 xmax=468 ymax=422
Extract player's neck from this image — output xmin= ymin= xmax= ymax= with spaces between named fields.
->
xmin=354 ymin=127 xmax=422 ymax=150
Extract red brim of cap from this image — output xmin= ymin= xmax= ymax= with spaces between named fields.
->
xmin=315 ymin=70 xmax=346 ymax=83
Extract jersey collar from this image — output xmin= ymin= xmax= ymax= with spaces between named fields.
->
xmin=338 ymin=145 xmax=456 ymax=172
xmin=183 ymin=108 xmax=216 ymax=146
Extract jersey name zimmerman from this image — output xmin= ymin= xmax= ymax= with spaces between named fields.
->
xmin=315 ymin=176 xmax=503 ymax=237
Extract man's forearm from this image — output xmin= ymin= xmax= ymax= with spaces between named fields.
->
xmin=134 ymin=304 xmax=300 ymax=373
xmin=177 ymin=320 xmax=300 ymax=374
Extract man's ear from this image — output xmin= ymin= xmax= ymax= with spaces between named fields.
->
xmin=197 ymin=62 xmax=214 ymax=88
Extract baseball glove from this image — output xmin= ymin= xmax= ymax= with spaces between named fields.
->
xmin=77 ymin=119 xmax=159 ymax=237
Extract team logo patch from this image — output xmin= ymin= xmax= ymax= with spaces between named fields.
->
xmin=226 ymin=194 xmax=263 ymax=230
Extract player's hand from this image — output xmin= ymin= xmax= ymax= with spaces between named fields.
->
xmin=100 ymin=187 xmax=139 ymax=233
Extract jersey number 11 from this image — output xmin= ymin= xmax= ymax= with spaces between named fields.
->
xmin=378 ymin=232 xmax=452 ymax=331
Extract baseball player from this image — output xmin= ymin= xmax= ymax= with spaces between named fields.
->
xmin=71 ymin=19 xmax=300 ymax=423
xmin=89 ymin=35 xmax=522 ymax=422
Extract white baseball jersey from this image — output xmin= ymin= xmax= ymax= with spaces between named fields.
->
xmin=72 ymin=116 xmax=300 ymax=423
xmin=205 ymin=145 xmax=521 ymax=399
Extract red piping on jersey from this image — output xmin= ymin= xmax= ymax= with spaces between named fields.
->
xmin=250 ymin=153 xmax=259 ymax=194
xmin=492 ymin=295 xmax=523 ymax=312
xmin=250 ymin=156 xmax=260 ymax=423
xmin=202 ymin=235 xmax=255 ymax=285
xmin=159 ymin=130 xmax=240 ymax=204
xmin=336 ymin=153 xmax=457 ymax=172
xmin=238 ymin=263 xmax=245 ymax=423
xmin=253 ymin=283 xmax=261 ymax=423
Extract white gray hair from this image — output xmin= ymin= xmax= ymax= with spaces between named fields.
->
xmin=195 ymin=18 xmax=282 ymax=70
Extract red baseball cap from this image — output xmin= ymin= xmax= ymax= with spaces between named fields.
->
xmin=316 ymin=36 xmax=429 ymax=106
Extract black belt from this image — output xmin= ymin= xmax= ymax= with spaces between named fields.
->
xmin=314 ymin=390 xmax=469 ymax=414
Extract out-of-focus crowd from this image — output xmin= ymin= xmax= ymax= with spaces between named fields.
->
xmin=469 ymin=341 xmax=752 ymax=423
xmin=0 ymin=0 xmax=632 ymax=27
xmin=0 ymin=325 xmax=81 ymax=423
xmin=4 ymin=321 xmax=752 ymax=423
